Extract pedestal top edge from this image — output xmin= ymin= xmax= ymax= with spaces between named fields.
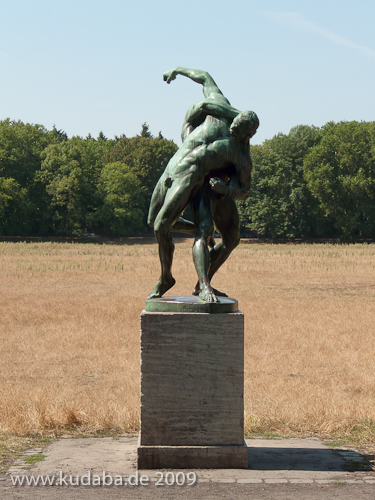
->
xmin=144 ymin=295 xmax=239 ymax=314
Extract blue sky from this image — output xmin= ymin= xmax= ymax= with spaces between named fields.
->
xmin=0 ymin=0 xmax=374 ymax=145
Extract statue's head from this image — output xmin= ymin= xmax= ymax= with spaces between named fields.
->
xmin=230 ymin=111 xmax=259 ymax=140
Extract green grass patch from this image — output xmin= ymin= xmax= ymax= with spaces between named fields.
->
xmin=323 ymin=441 xmax=342 ymax=448
xmin=0 ymin=434 xmax=56 ymax=473
xmin=24 ymin=453 xmax=46 ymax=464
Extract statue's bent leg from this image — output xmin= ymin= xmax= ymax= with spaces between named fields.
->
xmin=209 ymin=198 xmax=240 ymax=278
xmin=191 ymin=186 xmax=217 ymax=303
xmin=147 ymin=180 xmax=192 ymax=299
xmin=147 ymin=232 xmax=175 ymax=300
xmin=193 ymin=198 xmax=240 ymax=297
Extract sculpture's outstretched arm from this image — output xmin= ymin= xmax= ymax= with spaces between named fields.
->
xmin=163 ymin=67 xmax=224 ymax=99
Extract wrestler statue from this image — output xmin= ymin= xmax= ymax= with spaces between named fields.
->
xmin=147 ymin=67 xmax=259 ymax=303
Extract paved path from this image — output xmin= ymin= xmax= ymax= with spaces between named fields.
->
xmin=1 ymin=437 xmax=374 ymax=499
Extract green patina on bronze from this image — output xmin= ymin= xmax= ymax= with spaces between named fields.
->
xmin=147 ymin=67 xmax=259 ymax=304
xmin=145 ymin=296 xmax=238 ymax=314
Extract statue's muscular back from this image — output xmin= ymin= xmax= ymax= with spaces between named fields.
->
xmin=163 ymin=114 xmax=251 ymax=190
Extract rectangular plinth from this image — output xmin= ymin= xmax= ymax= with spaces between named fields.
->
xmin=138 ymin=442 xmax=248 ymax=469
xmin=139 ymin=310 xmax=244 ymax=451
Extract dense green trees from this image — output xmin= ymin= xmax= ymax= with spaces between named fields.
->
xmin=0 ymin=117 xmax=374 ymax=240
xmin=238 ymin=125 xmax=321 ymax=238
xmin=0 ymin=177 xmax=31 ymax=235
xmin=0 ymin=119 xmax=177 ymax=236
xmin=303 ymin=121 xmax=375 ymax=240
xmin=97 ymin=162 xmax=145 ymax=235
xmin=38 ymin=138 xmax=106 ymax=235
xmin=0 ymin=119 xmax=59 ymax=185
xmin=105 ymin=134 xmax=177 ymax=205
xmin=0 ymin=119 xmax=67 ymax=235
xmin=239 ymin=121 xmax=375 ymax=240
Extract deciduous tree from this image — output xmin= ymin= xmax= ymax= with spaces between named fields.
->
xmin=304 ymin=121 xmax=375 ymax=240
xmin=97 ymin=162 xmax=145 ymax=235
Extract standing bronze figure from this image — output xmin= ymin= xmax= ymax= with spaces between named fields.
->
xmin=148 ymin=67 xmax=259 ymax=302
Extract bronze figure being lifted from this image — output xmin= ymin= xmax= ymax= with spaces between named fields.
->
xmin=148 ymin=67 xmax=259 ymax=303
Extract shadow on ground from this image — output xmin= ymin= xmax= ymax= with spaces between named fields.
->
xmin=247 ymin=445 xmax=369 ymax=472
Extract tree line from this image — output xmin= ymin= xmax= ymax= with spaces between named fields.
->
xmin=0 ymin=119 xmax=177 ymax=237
xmin=0 ymin=118 xmax=374 ymax=241
xmin=238 ymin=121 xmax=375 ymax=241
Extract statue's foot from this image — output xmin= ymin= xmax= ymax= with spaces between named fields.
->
xmin=193 ymin=286 xmax=228 ymax=297
xmin=147 ymin=277 xmax=176 ymax=299
xmin=198 ymin=285 xmax=218 ymax=303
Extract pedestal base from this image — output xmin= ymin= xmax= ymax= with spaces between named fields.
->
xmin=138 ymin=440 xmax=248 ymax=469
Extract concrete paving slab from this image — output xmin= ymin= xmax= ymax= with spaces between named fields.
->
xmin=2 ymin=436 xmax=373 ymax=488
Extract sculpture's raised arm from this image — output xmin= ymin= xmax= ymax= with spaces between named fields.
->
xmin=163 ymin=67 xmax=242 ymax=139
xmin=163 ymin=67 xmax=223 ymax=98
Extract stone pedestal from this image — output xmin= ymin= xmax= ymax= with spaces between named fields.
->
xmin=137 ymin=296 xmax=248 ymax=469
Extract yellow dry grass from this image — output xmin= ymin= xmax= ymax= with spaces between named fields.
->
xmin=1 ymin=238 xmax=375 ymax=442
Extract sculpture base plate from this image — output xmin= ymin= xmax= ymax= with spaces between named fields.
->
xmin=137 ymin=439 xmax=248 ymax=469
xmin=145 ymin=295 xmax=238 ymax=314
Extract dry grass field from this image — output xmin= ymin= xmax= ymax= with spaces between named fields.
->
xmin=1 ymin=237 xmax=375 ymax=447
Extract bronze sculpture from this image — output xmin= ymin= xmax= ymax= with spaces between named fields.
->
xmin=147 ymin=67 xmax=259 ymax=303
